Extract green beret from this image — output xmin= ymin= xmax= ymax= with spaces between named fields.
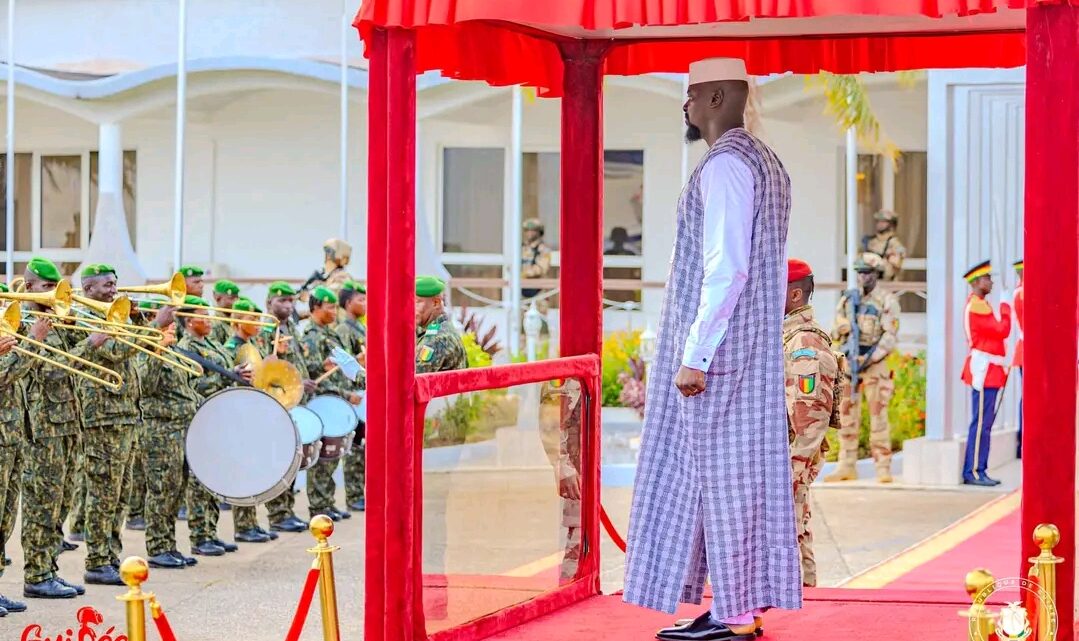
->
xmin=267 ymin=281 xmax=296 ymax=298
xmin=179 ymin=265 xmax=205 ymax=278
xmin=311 ymin=286 xmax=338 ymax=305
xmin=81 ymin=263 xmax=116 ymax=279
xmin=341 ymin=280 xmax=366 ymax=294
xmin=416 ymin=276 xmax=446 ymax=298
xmin=183 ymin=295 xmax=209 ymax=307
xmin=28 ymin=257 xmax=62 ymax=283
xmin=0 ymin=283 xmax=8 ymax=293
xmin=214 ymin=279 xmax=240 ymax=296
xmin=138 ymin=300 xmax=163 ymax=311
xmin=232 ymin=298 xmax=260 ymax=313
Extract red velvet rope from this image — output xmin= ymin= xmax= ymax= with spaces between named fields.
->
xmin=284 ymin=566 xmax=322 ymax=641
xmin=151 ymin=602 xmax=178 ymax=641
xmin=600 ymin=504 xmax=627 ymax=553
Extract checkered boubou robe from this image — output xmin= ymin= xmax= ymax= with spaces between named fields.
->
xmin=623 ymin=128 xmax=802 ymax=616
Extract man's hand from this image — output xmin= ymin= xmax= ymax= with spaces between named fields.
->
xmin=856 ymin=355 xmax=868 ymax=369
xmin=674 ymin=366 xmax=706 ymax=397
xmin=357 ymin=347 xmax=366 ymax=367
xmin=0 ymin=335 xmax=17 ymax=356
xmin=153 ymin=306 xmax=176 ymax=328
xmin=302 ymin=379 xmax=317 ymax=394
xmin=322 ymin=357 xmax=336 ymax=372
xmin=347 ymin=392 xmax=362 ymax=405
xmin=234 ymin=363 xmax=254 ymax=384
xmin=274 ymin=335 xmax=291 ymax=356
xmin=29 ymin=318 xmax=51 ymax=342
xmin=559 ymin=475 xmax=582 ymax=500
xmin=158 ymin=324 xmax=177 ymax=349
xmin=88 ymin=332 xmax=110 ymax=348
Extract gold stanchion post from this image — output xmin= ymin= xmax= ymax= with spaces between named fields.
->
xmin=1029 ymin=523 xmax=1063 ymax=641
xmin=309 ymin=514 xmax=341 ymax=641
xmin=116 ymin=557 xmax=153 ymax=641
xmin=960 ymin=568 xmax=998 ymax=641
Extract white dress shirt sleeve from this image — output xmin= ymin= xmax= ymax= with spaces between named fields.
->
xmin=681 ymin=153 xmax=755 ymax=370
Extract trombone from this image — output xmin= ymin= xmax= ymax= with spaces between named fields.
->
xmin=119 ymin=273 xmax=278 ymax=328
xmin=1 ymin=280 xmax=161 ymax=341
xmin=0 ymin=303 xmax=124 ymax=391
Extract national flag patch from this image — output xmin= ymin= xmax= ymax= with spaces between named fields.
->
xmin=798 ymin=374 xmax=816 ymax=394
xmin=418 ymin=346 xmax=434 ymax=362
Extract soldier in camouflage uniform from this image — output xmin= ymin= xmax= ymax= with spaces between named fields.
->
xmin=415 ymin=277 xmax=468 ymax=374
xmin=298 ymin=239 xmax=355 ymax=322
xmin=782 ymin=259 xmax=841 ymax=587
xmin=335 ymin=282 xmax=367 ymax=512
xmin=209 ymin=279 xmax=241 ymax=346
xmin=176 ymin=296 xmax=251 ymax=557
xmin=0 ymin=328 xmax=31 ymax=613
xmin=539 ymin=378 xmax=584 ymax=584
xmin=826 ymin=253 xmax=901 ymax=483
xmin=303 ymin=287 xmax=362 ymax=521
xmin=521 ymin=218 xmax=553 ymax=327
xmin=256 ymin=282 xmax=315 ymax=533
xmin=20 ymin=258 xmax=86 ymax=598
xmin=220 ymin=298 xmax=278 ymax=543
xmin=861 ymin=210 xmax=907 ymax=282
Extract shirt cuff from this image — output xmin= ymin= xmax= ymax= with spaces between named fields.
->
xmin=682 ymin=329 xmax=726 ymax=370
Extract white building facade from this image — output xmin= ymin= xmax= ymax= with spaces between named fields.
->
xmin=0 ymin=0 xmax=1022 ymax=484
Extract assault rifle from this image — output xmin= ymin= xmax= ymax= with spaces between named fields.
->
xmin=842 ymin=288 xmax=862 ymax=391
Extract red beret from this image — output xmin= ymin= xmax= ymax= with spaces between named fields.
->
xmin=787 ymin=259 xmax=813 ymax=283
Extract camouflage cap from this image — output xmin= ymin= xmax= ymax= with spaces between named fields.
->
xmin=81 ymin=263 xmax=117 ymax=279
xmin=311 ymin=286 xmax=338 ymax=305
xmin=873 ymin=210 xmax=899 ymax=224
xmin=179 ymin=265 xmax=205 ymax=278
xmin=523 ymin=217 xmax=544 ymax=233
xmin=416 ymin=276 xmax=446 ymax=298
xmin=854 ymin=253 xmax=885 ymax=274
xmin=214 ymin=279 xmax=240 ymax=296
xmin=27 ymin=257 xmax=62 ymax=282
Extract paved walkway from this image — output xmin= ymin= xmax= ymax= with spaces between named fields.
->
xmin=0 ymin=462 xmax=1017 ymax=640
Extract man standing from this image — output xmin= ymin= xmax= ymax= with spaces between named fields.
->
xmin=825 ymin=253 xmax=901 ymax=483
xmin=302 ymin=286 xmax=361 ymax=522
xmin=415 ymin=277 xmax=467 ymax=374
xmin=624 ymin=58 xmax=800 ymax=640
xmin=210 ymin=279 xmax=241 ymax=345
xmin=258 ymin=282 xmax=315 ymax=533
xmin=0 ymin=330 xmax=31 ymax=613
xmin=1012 ymin=259 xmax=1024 ymax=459
xmin=334 ymin=282 xmax=367 ymax=512
xmin=20 ymin=258 xmax=86 ymax=598
xmin=862 ymin=210 xmax=906 ymax=281
xmin=521 ymin=219 xmax=552 ymax=300
xmin=961 ymin=261 xmax=1011 ymax=487
xmin=782 ymin=260 xmax=840 ymax=588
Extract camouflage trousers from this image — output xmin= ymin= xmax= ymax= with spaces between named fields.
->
xmin=125 ymin=429 xmax=147 ymax=521
xmin=232 ymin=504 xmax=260 ymax=532
xmin=83 ymin=425 xmax=136 ymax=570
xmin=22 ymin=432 xmax=79 ymax=583
xmin=143 ymin=423 xmax=187 ymax=557
xmin=560 ymin=498 xmax=582 ymax=583
xmin=791 ymin=420 xmax=830 ymax=587
xmin=67 ymin=443 xmax=87 ymax=535
xmin=835 ymin=359 xmax=894 ymax=472
xmin=307 ymin=458 xmax=339 ymax=515
xmin=0 ymin=440 xmax=24 ymax=578
xmin=185 ymin=474 xmax=220 ymax=546
xmin=266 ymin=480 xmax=298 ymax=525
xmin=344 ymin=441 xmax=365 ymax=506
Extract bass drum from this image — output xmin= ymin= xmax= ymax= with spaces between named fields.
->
xmin=306 ymin=394 xmax=358 ymax=462
xmin=186 ymin=387 xmax=300 ymax=506
xmin=289 ymin=406 xmax=324 ymax=471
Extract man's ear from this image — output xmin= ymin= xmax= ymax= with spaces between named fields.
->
xmin=710 ymin=88 xmax=724 ymax=109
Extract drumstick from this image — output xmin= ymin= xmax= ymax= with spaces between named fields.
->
xmin=315 ymin=365 xmax=340 ymax=385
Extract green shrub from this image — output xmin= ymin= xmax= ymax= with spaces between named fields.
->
xmin=601 ymin=330 xmax=641 ymax=407
xmin=462 ymin=332 xmax=493 ymax=368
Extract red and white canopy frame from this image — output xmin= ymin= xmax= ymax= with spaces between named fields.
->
xmin=355 ymin=2 xmax=1079 ymax=640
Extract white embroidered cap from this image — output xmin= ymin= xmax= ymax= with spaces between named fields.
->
xmin=688 ymin=57 xmax=749 ymax=85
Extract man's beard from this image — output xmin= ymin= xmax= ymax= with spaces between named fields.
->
xmin=685 ymin=123 xmax=702 ymax=143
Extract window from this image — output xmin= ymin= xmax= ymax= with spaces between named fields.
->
xmin=442 ymin=148 xmax=504 ymax=254
xmin=90 ymin=150 xmax=138 ymax=248
xmin=0 ymin=153 xmax=32 ymax=252
xmin=40 ymin=155 xmax=82 ymax=250
xmin=522 ymin=152 xmax=560 ymax=250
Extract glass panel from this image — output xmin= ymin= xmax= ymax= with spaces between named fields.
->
xmin=421 ymin=377 xmax=588 ymax=632
xmin=522 ymin=152 xmax=560 ymax=250
xmin=442 ymin=148 xmax=504 ymax=253
xmin=89 ymin=150 xmax=138 ymax=248
xmin=603 ymin=150 xmax=644 ymax=256
xmin=0 ymin=262 xmax=28 ymax=279
xmin=0 ymin=154 xmax=32 ymax=251
xmin=446 ymin=264 xmax=504 ymax=305
xmin=40 ymin=155 xmax=82 ymax=249
xmin=894 ymin=152 xmax=927 ymax=312
xmin=603 ymin=266 xmax=642 ymax=305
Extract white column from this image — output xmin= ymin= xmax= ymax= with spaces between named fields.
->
xmin=506 ymin=86 xmax=524 ymax=356
xmin=338 ymin=2 xmax=349 ymax=240
xmin=172 ymin=0 xmax=188 ymax=271
xmin=98 ymin=123 xmax=123 ymax=197
xmin=5 ymin=0 xmax=15 ymax=280
xmin=845 ymin=127 xmax=858 ymax=288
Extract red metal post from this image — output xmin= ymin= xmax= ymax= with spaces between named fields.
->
xmin=559 ymin=41 xmax=608 ymax=592
xmin=1022 ymin=6 xmax=1079 ymax=639
xmin=365 ymin=25 xmax=388 ymax=641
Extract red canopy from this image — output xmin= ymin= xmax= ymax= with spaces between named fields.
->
xmin=356 ymin=0 xmax=1075 ymax=93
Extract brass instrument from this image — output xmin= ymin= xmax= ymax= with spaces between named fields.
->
xmin=173 ymin=309 xmax=277 ymax=329
xmin=232 ymin=342 xmax=302 ymax=409
xmin=122 ymin=273 xmax=278 ymax=328
xmin=0 ymin=303 xmax=124 ymax=391
xmin=235 ymin=343 xmax=263 ymax=369
xmin=8 ymin=276 xmax=24 ymax=293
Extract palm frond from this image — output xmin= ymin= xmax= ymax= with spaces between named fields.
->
xmin=804 ymin=72 xmax=902 ymax=166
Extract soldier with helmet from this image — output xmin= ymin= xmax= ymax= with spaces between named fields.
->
xmin=862 ymin=210 xmax=907 ymax=281
xmin=825 ymin=252 xmax=901 ymax=483
xmin=521 ymin=218 xmax=552 ymax=301
xmin=298 ymin=239 xmax=356 ymax=317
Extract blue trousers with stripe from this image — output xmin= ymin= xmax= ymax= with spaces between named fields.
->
xmin=963 ymin=387 xmax=999 ymax=482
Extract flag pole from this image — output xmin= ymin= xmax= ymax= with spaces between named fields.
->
xmin=172 ymin=0 xmax=188 ymax=271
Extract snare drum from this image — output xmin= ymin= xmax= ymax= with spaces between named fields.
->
xmin=306 ymin=394 xmax=358 ymax=462
xmin=186 ymin=387 xmax=300 ymax=506
xmin=289 ymin=406 xmax=324 ymax=471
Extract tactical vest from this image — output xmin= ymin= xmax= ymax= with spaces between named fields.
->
xmin=783 ymin=324 xmax=845 ymax=429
